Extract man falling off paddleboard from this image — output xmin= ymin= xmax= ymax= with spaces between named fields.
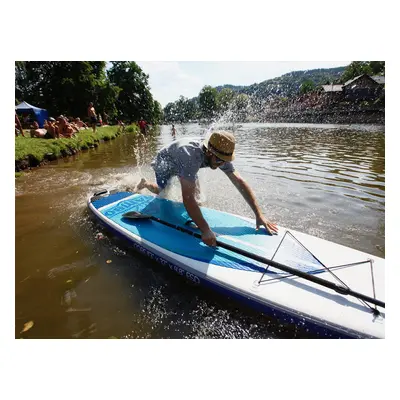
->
xmin=135 ymin=131 xmax=278 ymax=247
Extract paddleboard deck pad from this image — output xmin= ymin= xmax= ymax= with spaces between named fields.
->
xmin=88 ymin=189 xmax=385 ymax=338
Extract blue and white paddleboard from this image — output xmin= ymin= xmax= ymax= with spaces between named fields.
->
xmin=88 ymin=190 xmax=385 ymax=338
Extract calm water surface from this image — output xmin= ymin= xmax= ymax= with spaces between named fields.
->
xmin=15 ymin=123 xmax=385 ymax=338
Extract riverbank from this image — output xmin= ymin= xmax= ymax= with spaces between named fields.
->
xmin=15 ymin=125 xmax=140 ymax=173
xmin=256 ymin=108 xmax=385 ymax=124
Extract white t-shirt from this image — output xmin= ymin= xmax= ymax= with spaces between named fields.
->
xmin=151 ymin=137 xmax=235 ymax=182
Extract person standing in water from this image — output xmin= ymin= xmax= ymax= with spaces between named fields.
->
xmin=171 ymin=124 xmax=176 ymax=138
xmin=138 ymin=118 xmax=147 ymax=135
xmin=87 ymin=102 xmax=97 ymax=133
xmin=134 ymin=131 xmax=278 ymax=247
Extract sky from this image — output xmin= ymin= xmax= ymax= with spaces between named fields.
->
xmin=136 ymin=61 xmax=351 ymax=107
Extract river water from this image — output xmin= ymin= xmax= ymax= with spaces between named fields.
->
xmin=15 ymin=122 xmax=385 ymax=338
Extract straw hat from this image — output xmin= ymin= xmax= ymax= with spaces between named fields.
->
xmin=203 ymin=131 xmax=236 ymax=162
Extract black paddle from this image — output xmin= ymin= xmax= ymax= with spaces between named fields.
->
xmin=122 ymin=211 xmax=385 ymax=309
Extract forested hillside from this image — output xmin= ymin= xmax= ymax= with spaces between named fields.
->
xmin=215 ymin=67 xmax=346 ymax=98
xmin=163 ymin=62 xmax=384 ymax=123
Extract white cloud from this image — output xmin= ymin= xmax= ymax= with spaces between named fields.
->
xmin=137 ymin=61 xmax=204 ymax=106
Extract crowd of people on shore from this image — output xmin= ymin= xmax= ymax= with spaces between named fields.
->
xmin=15 ymin=101 xmax=152 ymax=139
xmin=18 ymin=116 xmax=89 ymax=139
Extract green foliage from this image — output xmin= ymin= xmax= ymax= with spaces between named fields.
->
xmin=152 ymin=101 xmax=164 ymax=124
xmin=299 ymin=79 xmax=316 ymax=94
xmin=216 ymin=67 xmax=346 ymax=98
xmin=163 ymin=97 xmax=199 ymax=122
xmin=15 ymin=126 xmax=134 ymax=163
xmin=217 ymin=88 xmax=235 ymax=113
xmin=177 ymin=96 xmax=198 ymax=121
xmin=15 ymin=61 xmax=162 ymax=126
xmin=15 ymin=62 xmax=110 ymax=117
xmin=15 ymin=135 xmax=53 ymax=162
xmin=125 ymin=125 xmax=138 ymax=133
xmin=97 ymin=80 xmax=121 ymax=121
xmin=199 ymin=86 xmax=218 ymax=119
xmin=107 ymin=61 xmax=155 ymax=122
xmin=233 ymin=94 xmax=249 ymax=110
xmin=340 ymin=61 xmax=385 ymax=83
xmin=163 ymin=102 xmax=178 ymax=122
xmin=231 ymin=94 xmax=249 ymax=122
xmin=369 ymin=61 xmax=385 ymax=75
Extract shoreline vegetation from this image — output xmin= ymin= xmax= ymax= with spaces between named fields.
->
xmin=15 ymin=125 xmax=139 ymax=175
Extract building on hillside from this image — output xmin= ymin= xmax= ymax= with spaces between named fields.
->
xmin=321 ymin=84 xmax=343 ymax=92
xmin=342 ymin=74 xmax=383 ymax=101
xmin=319 ymin=74 xmax=384 ymax=104
xmin=320 ymin=84 xmax=344 ymax=105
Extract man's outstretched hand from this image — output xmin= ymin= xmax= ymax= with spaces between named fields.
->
xmin=255 ymin=214 xmax=278 ymax=235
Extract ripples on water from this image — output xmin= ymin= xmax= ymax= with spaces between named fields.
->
xmin=236 ymin=125 xmax=384 ymax=208
xmin=15 ymin=123 xmax=385 ymax=339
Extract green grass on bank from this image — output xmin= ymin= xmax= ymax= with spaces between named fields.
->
xmin=15 ymin=125 xmax=139 ymax=164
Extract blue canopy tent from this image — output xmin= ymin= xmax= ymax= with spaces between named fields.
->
xmin=15 ymin=101 xmax=49 ymax=128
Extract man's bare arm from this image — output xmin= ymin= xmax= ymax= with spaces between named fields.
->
xmin=180 ymin=178 xmax=209 ymax=232
xmin=180 ymin=177 xmax=216 ymax=246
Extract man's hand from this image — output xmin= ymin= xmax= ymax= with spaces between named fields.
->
xmin=201 ymin=228 xmax=217 ymax=247
xmin=255 ymin=214 xmax=278 ymax=235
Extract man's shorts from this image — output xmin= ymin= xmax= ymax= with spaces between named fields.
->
xmin=90 ymin=116 xmax=97 ymax=124
xmin=151 ymin=151 xmax=202 ymax=191
xmin=152 ymin=162 xmax=199 ymax=191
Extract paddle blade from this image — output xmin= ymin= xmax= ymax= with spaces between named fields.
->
xmin=122 ymin=211 xmax=153 ymax=219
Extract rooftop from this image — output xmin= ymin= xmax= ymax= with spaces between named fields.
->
xmin=322 ymin=84 xmax=343 ymax=92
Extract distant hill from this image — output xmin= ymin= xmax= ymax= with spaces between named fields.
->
xmin=164 ymin=66 xmax=349 ymax=122
xmin=214 ymin=66 xmax=346 ymax=99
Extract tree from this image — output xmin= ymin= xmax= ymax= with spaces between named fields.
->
xmin=177 ymin=96 xmax=199 ymax=122
xmin=341 ymin=61 xmax=374 ymax=83
xmin=107 ymin=61 xmax=154 ymax=122
xmin=175 ymin=96 xmax=188 ymax=122
xmin=198 ymin=86 xmax=218 ymax=120
xmin=163 ymin=102 xmax=179 ymax=122
xmin=217 ymin=88 xmax=235 ymax=114
xmin=15 ymin=61 xmax=164 ymax=125
xmin=97 ymin=80 xmax=121 ymax=121
xmin=152 ymin=101 xmax=163 ymax=124
xmin=186 ymin=98 xmax=199 ymax=121
xmin=299 ymin=79 xmax=316 ymax=94
xmin=369 ymin=61 xmax=385 ymax=75
xmin=232 ymin=94 xmax=249 ymax=122
xmin=15 ymin=61 xmax=110 ymax=117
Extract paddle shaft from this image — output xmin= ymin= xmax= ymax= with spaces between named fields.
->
xmin=145 ymin=215 xmax=385 ymax=308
